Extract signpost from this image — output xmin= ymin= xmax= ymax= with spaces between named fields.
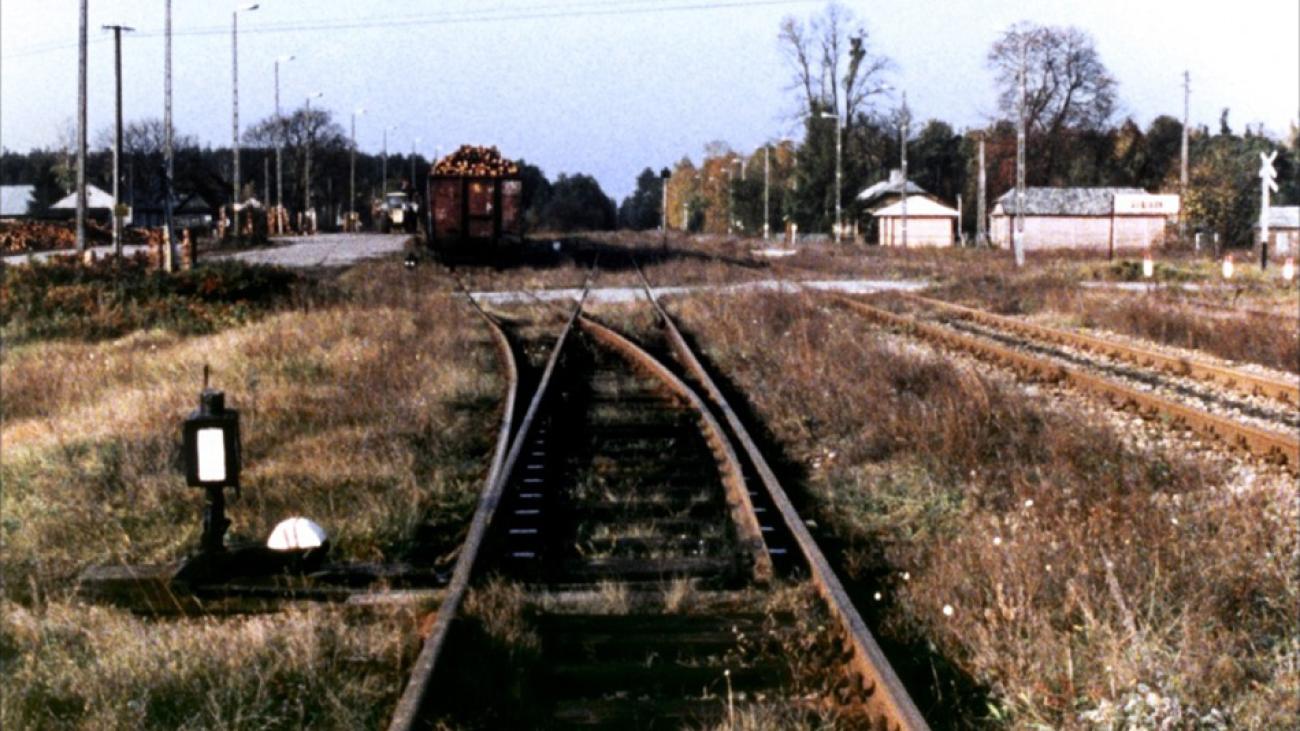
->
xmin=1259 ymin=151 xmax=1278 ymax=270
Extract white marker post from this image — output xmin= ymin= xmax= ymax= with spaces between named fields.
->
xmin=1259 ymin=151 xmax=1278 ymax=269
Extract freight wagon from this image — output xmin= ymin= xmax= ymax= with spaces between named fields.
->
xmin=428 ymin=145 xmax=523 ymax=261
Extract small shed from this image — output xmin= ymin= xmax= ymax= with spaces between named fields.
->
xmin=51 ymin=184 xmax=115 ymax=222
xmin=990 ymin=187 xmax=1179 ymax=251
xmin=1260 ymin=206 xmax=1299 ymax=256
xmin=873 ymin=195 xmax=958 ymax=247
xmin=1 ymin=185 xmax=36 ymax=218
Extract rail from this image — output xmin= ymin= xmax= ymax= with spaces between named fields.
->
xmin=834 ymin=294 xmax=1300 ymax=472
xmin=387 ymin=283 xmax=587 ymax=731
xmin=639 ymin=268 xmax=931 ymax=731
xmin=900 ymin=292 xmax=1299 ymax=405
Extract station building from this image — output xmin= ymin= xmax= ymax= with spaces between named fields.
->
xmin=990 ymin=187 xmax=1179 ymax=251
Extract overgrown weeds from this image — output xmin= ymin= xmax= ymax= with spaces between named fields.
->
xmin=1 ymin=258 xmax=504 ymax=727
xmin=667 ymin=291 xmax=1298 ymax=728
xmin=0 ymin=254 xmax=316 ymax=345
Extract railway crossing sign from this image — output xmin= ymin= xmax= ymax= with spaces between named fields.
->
xmin=1259 ymin=150 xmax=1279 ymax=262
xmin=1260 ymin=151 xmax=1279 ymax=193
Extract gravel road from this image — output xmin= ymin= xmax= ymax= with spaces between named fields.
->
xmin=212 ymin=233 xmax=410 ymax=268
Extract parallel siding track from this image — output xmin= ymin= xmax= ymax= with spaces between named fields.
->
xmin=832 ymin=294 xmax=1300 ymax=471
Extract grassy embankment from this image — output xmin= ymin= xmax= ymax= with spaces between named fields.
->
xmin=1 ymin=255 xmax=501 ymax=729
xmin=659 ymin=290 xmax=1297 ymax=729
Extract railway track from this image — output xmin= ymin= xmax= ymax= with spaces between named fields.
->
xmin=831 ymin=293 xmax=1300 ymax=471
xmin=391 ymin=278 xmax=927 ymax=730
xmin=900 ymin=292 xmax=1299 ymax=405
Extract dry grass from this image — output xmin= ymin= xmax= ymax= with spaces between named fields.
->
xmin=665 ymin=291 xmax=1299 ymax=729
xmin=1 ymin=257 xmax=505 ymax=727
xmin=921 ymin=255 xmax=1300 ymax=374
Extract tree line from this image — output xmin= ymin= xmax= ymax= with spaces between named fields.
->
xmin=1 ymin=108 xmax=619 ymax=234
xmin=619 ymin=4 xmax=1299 ymax=246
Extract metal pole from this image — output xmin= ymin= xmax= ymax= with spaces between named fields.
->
xmin=727 ymin=166 xmax=734 ymax=236
xmin=304 ymin=97 xmax=312 ymax=231
xmin=977 ymin=136 xmax=987 ymax=246
xmin=834 ymin=115 xmax=842 ymax=243
xmin=1014 ymin=47 xmax=1027 ymax=267
xmin=957 ymin=194 xmax=963 ymax=246
xmin=900 ymin=91 xmax=909 ymax=249
xmin=763 ymin=144 xmax=770 ymax=241
xmin=164 ymin=0 xmax=175 ymax=270
xmin=275 ymin=59 xmax=282 ymax=232
xmin=411 ymin=139 xmax=417 ymax=188
xmin=382 ymin=128 xmax=388 ymax=195
xmin=661 ymin=176 xmax=668 ymax=232
xmin=350 ymin=113 xmax=356 ymax=230
xmin=231 ymin=11 xmax=240 ymax=242
xmin=1180 ymin=70 xmax=1190 ymax=248
xmin=105 ymin=25 xmax=134 ymax=256
xmin=76 ymin=0 xmax=88 ymax=254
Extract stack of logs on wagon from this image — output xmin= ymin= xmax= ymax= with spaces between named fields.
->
xmin=428 ymin=145 xmax=524 ymax=258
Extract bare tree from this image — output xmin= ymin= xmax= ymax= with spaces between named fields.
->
xmin=779 ymin=2 xmax=891 ymax=127
xmin=988 ymin=22 xmax=1117 ymax=135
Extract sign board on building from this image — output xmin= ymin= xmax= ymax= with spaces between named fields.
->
xmin=1113 ymin=194 xmax=1180 ymax=216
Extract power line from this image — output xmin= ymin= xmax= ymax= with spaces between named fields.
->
xmin=3 ymin=0 xmax=817 ymax=58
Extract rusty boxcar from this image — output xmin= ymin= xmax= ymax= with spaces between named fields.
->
xmin=428 ymin=145 xmax=523 ymax=260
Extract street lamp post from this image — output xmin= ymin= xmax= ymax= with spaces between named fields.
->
xmin=303 ymin=91 xmax=322 ymax=233
xmin=350 ymin=108 xmax=365 ymax=231
xmin=273 ymin=54 xmax=294 ymax=235
xmin=231 ymin=3 xmax=260 ymax=242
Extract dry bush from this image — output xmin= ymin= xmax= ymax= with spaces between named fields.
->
xmin=667 ymin=291 xmax=1299 ymax=728
xmin=1 ymin=262 xmax=505 ymax=727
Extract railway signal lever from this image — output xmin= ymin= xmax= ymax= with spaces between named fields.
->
xmin=174 ymin=367 xmax=329 ymax=587
xmin=183 ymin=374 xmax=242 ymax=555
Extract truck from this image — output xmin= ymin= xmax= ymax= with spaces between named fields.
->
xmin=375 ymin=191 xmax=419 ymax=234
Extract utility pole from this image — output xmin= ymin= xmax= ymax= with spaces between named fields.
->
xmin=977 ymin=135 xmax=987 ymax=246
xmin=164 ymin=0 xmax=176 ymax=270
xmin=303 ymin=92 xmax=322 ymax=232
xmin=900 ymin=91 xmax=909 ymax=248
xmin=727 ymin=165 xmax=735 ymax=236
xmin=350 ymin=108 xmax=364 ymax=231
xmin=104 ymin=24 xmax=134 ymax=256
xmin=231 ymin=4 xmax=259 ymax=242
xmin=411 ymin=138 xmax=419 ymax=189
xmin=1013 ymin=47 xmax=1027 ymax=267
xmin=1181 ymin=70 xmax=1190 ymax=248
xmin=274 ymin=55 xmax=293 ymax=235
xmin=763 ymin=144 xmax=771 ymax=241
xmin=957 ymin=194 xmax=963 ymax=246
xmin=76 ymin=0 xmax=88 ymax=255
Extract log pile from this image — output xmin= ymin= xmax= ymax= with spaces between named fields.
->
xmin=434 ymin=145 xmax=519 ymax=177
xmin=0 ymin=221 xmax=167 ymax=254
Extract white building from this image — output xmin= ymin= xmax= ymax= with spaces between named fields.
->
xmin=990 ymin=187 xmax=1179 ymax=251
xmin=873 ymin=196 xmax=959 ymax=247
xmin=1260 ymin=206 xmax=1299 ymax=257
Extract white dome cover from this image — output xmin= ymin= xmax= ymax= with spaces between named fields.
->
xmin=267 ymin=517 xmax=328 ymax=551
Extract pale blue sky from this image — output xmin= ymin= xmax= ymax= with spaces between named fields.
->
xmin=2 ymin=1 xmax=1297 ymax=199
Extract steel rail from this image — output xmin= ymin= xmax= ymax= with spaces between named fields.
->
xmin=638 ymin=269 xmax=930 ymax=731
xmin=835 ymin=295 xmax=1300 ymax=471
xmin=576 ymin=315 xmax=774 ymax=584
xmin=899 ymin=292 xmax=1300 ymax=405
xmin=387 ymin=285 xmax=587 ymax=731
